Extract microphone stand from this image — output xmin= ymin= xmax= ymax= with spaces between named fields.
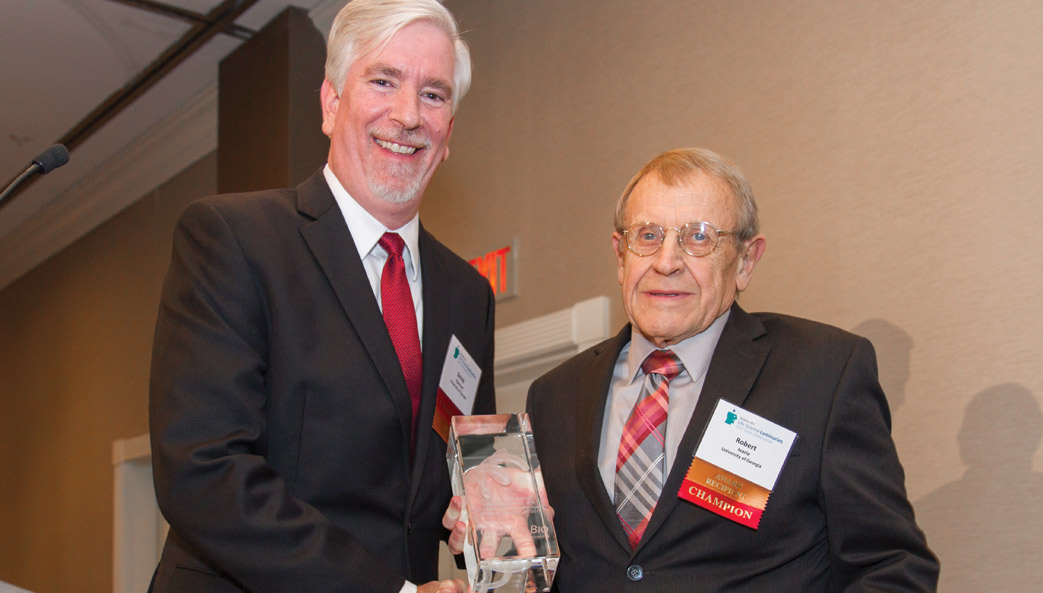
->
xmin=0 ymin=144 xmax=70 ymax=208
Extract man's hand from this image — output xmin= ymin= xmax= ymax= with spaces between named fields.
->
xmin=465 ymin=457 xmax=537 ymax=558
xmin=417 ymin=579 xmax=467 ymax=593
xmin=443 ymin=495 xmax=468 ymax=555
xmin=443 ymin=450 xmax=555 ymax=559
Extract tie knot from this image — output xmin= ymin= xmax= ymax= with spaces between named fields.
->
xmin=642 ymin=350 xmax=683 ymax=380
xmin=379 ymin=232 xmax=405 ymax=258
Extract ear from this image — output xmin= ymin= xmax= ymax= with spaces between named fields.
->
xmin=441 ymin=116 xmax=456 ymax=162
xmin=612 ymin=232 xmax=626 ymax=285
xmin=320 ymin=79 xmax=339 ymax=137
xmin=735 ymin=234 xmax=766 ymax=292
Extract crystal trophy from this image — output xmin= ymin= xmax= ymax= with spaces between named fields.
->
xmin=447 ymin=413 xmax=559 ymax=593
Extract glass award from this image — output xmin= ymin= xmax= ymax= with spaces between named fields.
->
xmin=447 ymin=413 xmax=559 ymax=593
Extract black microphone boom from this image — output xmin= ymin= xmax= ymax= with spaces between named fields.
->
xmin=0 ymin=144 xmax=71 ymax=208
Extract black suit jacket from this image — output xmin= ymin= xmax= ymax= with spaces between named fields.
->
xmin=149 ymin=170 xmax=496 ymax=593
xmin=526 ymin=304 xmax=937 ymax=592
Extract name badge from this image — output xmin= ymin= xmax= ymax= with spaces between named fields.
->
xmin=433 ymin=335 xmax=481 ymax=442
xmin=678 ymin=399 xmax=796 ymax=529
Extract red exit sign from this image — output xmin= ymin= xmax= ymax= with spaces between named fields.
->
xmin=469 ymin=242 xmax=516 ymax=300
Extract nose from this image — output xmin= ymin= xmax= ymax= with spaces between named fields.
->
xmin=651 ymin=230 xmax=685 ymax=275
xmin=389 ymin=90 xmax=421 ymax=130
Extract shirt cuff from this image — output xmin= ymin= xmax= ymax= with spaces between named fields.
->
xmin=399 ymin=581 xmax=418 ymax=593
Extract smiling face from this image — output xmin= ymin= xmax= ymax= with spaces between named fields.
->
xmin=612 ymin=171 xmax=766 ymax=347
xmin=321 ymin=20 xmax=456 ymax=228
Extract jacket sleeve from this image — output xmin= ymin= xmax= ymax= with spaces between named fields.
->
xmin=820 ymin=337 xmax=939 ymax=592
xmin=149 ymin=201 xmax=407 ymax=593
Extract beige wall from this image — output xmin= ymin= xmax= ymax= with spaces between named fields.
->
xmin=1 ymin=1 xmax=1041 ymax=591
xmin=0 ymin=155 xmax=215 ymax=593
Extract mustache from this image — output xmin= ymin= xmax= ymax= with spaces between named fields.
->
xmin=370 ymin=126 xmax=432 ymax=149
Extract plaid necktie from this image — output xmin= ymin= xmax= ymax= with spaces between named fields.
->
xmin=378 ymin=232 xmax=423 ymax=457
xmin=614 ymin=349 xmax=683 ymax=548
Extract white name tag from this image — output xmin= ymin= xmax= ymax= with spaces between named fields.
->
xmin=438 ymin=335 xmax=480 ymax=415
xmin=694 ymin=400 xmax=796 ymax=490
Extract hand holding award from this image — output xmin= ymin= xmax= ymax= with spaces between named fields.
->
xmin=447 ymin=414 xmax=559 ymax=593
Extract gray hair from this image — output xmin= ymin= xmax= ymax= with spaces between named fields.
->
xmin=614 ymin=148 xmax=760 ymax=243
xmin=325 ymin=0 xmax=472 ymax=112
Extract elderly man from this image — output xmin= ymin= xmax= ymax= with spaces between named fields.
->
xmin=524 ymin=148 xmax=938 ymax=591
xmin=148 ymin=1 xmax=494 ymax=592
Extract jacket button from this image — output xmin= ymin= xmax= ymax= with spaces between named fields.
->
xmin=626 ymin=565 xmax=643 ymax=581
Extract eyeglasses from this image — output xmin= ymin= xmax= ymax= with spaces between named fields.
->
xmin=621 ymin=221 xmax=738 ymax=257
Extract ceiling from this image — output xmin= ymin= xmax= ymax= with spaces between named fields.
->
xmin=0 ymin=0 xmax=344 ymax=290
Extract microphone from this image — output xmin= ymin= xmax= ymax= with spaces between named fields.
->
xmin=32 ymin=144 xmax=71 ymax=174
xmin=1 ymin=144 xmax=71 ymax=207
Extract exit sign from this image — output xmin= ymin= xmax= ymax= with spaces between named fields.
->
xmin=469 ymin=241 xmax=517 ymax=300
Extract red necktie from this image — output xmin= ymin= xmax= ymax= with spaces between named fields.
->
xmin=378 ymin=232 xmax=423 ymax=455
xmin=615 ymin=349 xmax=683 ymax=548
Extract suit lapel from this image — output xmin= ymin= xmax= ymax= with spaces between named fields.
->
xmin=296 ymin=172 xmax=413 ymax=448
xmin=407 ymin=227 xmax=451 ymax=503
xmin=690 ymin=304 xmax=770 ymax=443
xmin=574 ymin=327 xmax=636 ymax=554
xmin=636 ymin=304 xmax=770 ymax=553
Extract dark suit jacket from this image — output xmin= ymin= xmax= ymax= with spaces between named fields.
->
xmin=149 ymin=170 xmax=496 ymax=593
xmin=526 ymin=304 xmax=937 ymax=592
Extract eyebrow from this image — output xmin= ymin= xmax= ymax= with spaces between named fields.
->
xmin=365 ymin=64 xmax=403 ymax=80
xmin=424 ymin=78 xmax=453 ymax=99
xmin=364 ymin=64 xmax=453 ymax=99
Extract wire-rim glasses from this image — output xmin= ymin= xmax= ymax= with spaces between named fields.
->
xmin=622 ymin=221 xmax=738 ymax=257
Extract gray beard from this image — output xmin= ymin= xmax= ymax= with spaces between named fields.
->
xmin=367 ymin=160 xmax=424 ymax=204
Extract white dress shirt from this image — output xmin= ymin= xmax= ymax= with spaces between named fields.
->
xmin=323 ymin=165 xmax=423 ymax=343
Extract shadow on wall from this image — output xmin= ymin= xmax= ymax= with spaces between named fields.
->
xmin=851 ymin=319 xmax=913 ymax=412
xmin=914 ymin=383 xmax=1043 ymax=593
xmin=854 ymin=319 xmax=1043 ymax=590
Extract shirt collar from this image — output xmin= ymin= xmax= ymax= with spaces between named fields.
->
xmin=323 ymin=164 xmax=421 ymax=281
xmin=625 ymin=308 xmax=732 ymax=385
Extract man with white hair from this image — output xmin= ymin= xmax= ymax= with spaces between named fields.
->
xmin=148 ymin=2 xmax=494 ymax=592
xmin=521 ymin=148 xmax=938 ymax=591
